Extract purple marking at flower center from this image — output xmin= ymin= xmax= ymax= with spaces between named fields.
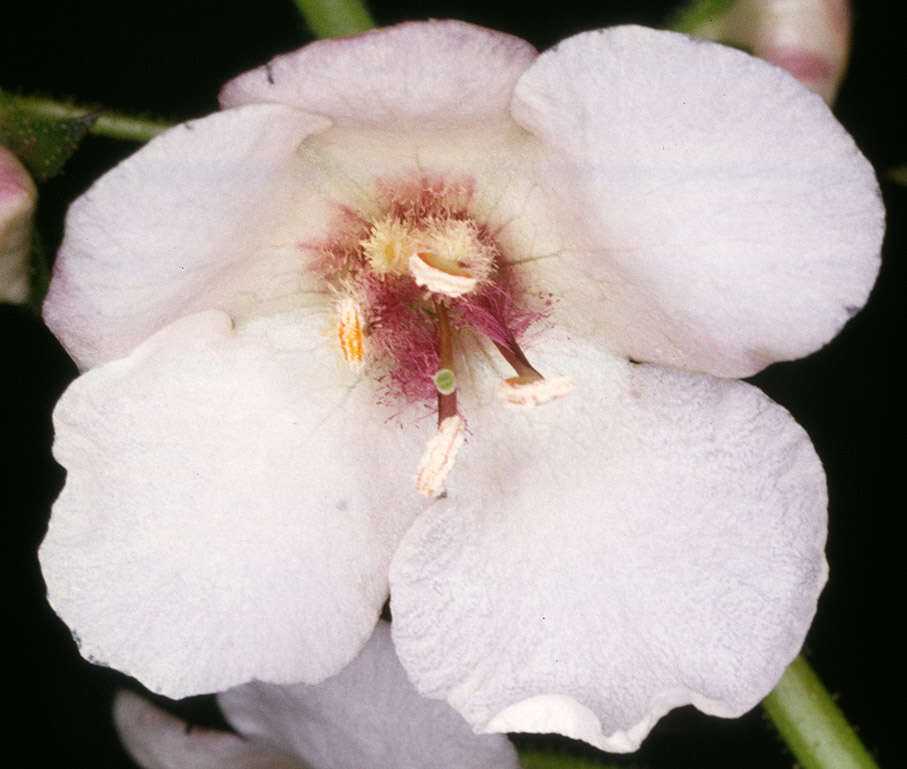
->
xmin=305 ymin=174 xmax=550 ymax=412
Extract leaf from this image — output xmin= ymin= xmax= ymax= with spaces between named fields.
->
xmin=1 ymin=89 xmax=97 ymax=181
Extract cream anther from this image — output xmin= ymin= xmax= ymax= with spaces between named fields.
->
xmin=415 ymin=415 xmax=465 ymax=497
xmin=409 ymin=252 xmax=478 ymax=298
xmin=497 ymin=376 xmax=575 ymax=409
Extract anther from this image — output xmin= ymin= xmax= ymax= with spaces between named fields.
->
xmin=336 ymin=296 xmax=366 ymax=372
xmin=409 ymin=252 xmax=477 ymax=298
xmin=415 ymin=415 xmax=465 ymax=497
xmin=497 ymin=375 xmax=575 ymax=409
xmin=492 ymin=335 xmax=574 ymax=408
xmin=360 ymin=216 xmax=412 ymax=275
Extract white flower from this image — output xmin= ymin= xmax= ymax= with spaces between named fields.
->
xmin=40 ymin=21 xmax=883 ymax=752
xmin=114 ymin=621 xmax=519 ymax=769
xmin=0 ymin=145 xmax=36 ymax=304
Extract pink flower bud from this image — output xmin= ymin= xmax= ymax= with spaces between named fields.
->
xmin=692 ymin=0 xmax=852 ymax=104
xmin=0 ymin=145 xmax=37 ymax=304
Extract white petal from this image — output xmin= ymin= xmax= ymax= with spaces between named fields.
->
xmin=220 ymin=20 xmax=537 ymax=127
xmin=43 ymin=104 xmax=333 ymax=370
xmin=113 ymin=690 xmax=304 ymax=769
xmin=219 ymin=622 xmax=520 ymax=769
xmin=42 ymin=83 xmax=552 ymax=378
xmin=390 ymin=336 xmax=827 ymax=752
xmin=1 ymin=145 xmax=36 ymax=304
xmin=40 ymin=309 xmax=427 ymax=698
xmin=512 ymin=25 xmax=883 ymax=376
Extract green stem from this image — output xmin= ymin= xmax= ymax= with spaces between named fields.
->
xmin=762 ymin=656 xmax=880 ymax=769
xmin=5 ymin=94 xmax=172 ymax=142
xmin=666 ymin=0 xmax=735 ymax=34
xmin=291 ymin=0 xmax=375 ymax=38
xmin=517 ymin=750 xmax=626 ymax=769
xmin=888 ymin=164 xmax=907 ymax=186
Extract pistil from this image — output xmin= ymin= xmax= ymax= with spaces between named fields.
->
xmin=435 ymin=302 xmax=458 ymax=424
xmin=415 ymin=302 xmax=464 ymax=497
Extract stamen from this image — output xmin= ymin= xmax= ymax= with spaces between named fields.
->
xmin=409 ymin=252 xmax=477 ymax=298
xmin=422 ymin=217 xmax=496 ymax=285
xmin=498 ymin=375 xmax=575 ymax=409
xmin=360 ymin=215 xmax=413 ymax=275
xmin=415 ymin=415 xmax=465 ymax=497
xmin=492 ymin=335 xmax=574 ymax=408
xmin=336 ymin=296 xmax=366 ymax=372
xmin=492 ymin=336 xmax=543 ymax=381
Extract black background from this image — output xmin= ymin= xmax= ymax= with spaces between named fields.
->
xmin=3 ymin=1 xmax=902 ymax=767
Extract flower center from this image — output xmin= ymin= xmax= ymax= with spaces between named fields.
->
xmin=314 ymin=177 xmax=574 ymax=497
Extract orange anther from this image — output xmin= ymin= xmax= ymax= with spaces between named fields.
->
xmin=337 ymin=296 xmax=366 ymax=372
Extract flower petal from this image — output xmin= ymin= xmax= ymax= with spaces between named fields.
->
xmin=114 ymin=690 xmax=304 ymax=769
xmin=512 ymin=25 xmax=883 ymax=377
xmin=40 ymin=309 xmax=426 ymax=698
xmin=390 ymin=337 xmax=827 ymax=752
xmin=42 ymin=85 xmax=550 ymax=376
xmin=220 ymin=20 xmax=537 ymax=126
xmin=219 ymin=621 xmax=520 ymax=769
xmin=43 ymin=104 xmax=333 ymax=370
xmin=1 ymin=145 xmax=37 ymax=304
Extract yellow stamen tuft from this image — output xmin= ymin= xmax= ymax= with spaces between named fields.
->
xmin=361 ymin=215 xmax=413 ymax=275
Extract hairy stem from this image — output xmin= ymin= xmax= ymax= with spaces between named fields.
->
xmin=763 ymin=655 xmax=880 ymax=769
xmin=3 ymin=93 xmax=172 ymax=142
xmin=291 ymin=0 xmax=375 ymax=38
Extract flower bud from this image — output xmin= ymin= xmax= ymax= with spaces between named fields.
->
xmin=690 ymin=0 xmax=852 ymax=104
xmin=1 ymin=145 xmax=37 ymax=304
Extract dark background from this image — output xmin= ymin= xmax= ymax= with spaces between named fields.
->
xmin=3 ymin=1 xmax=902 ymax=767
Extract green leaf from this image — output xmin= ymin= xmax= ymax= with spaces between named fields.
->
xmin=291 ymin=0 xmax=375 ymax=38
xmin=1 ymin=90 xmax=96 ymax=181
